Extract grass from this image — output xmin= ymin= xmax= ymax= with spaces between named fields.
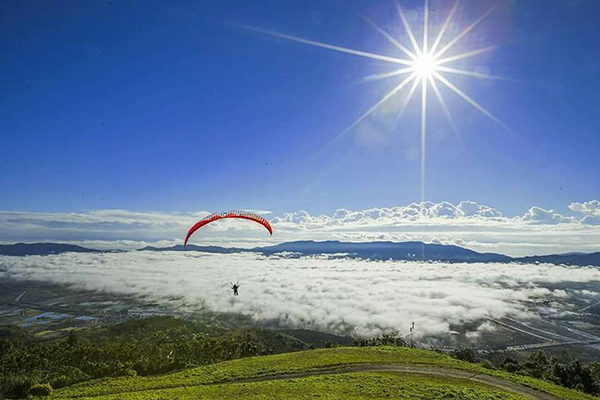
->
xmin=69 ymin=373 xmax=528 ymax=400
xmin=52 ymin=347 xmax=595 ymax=400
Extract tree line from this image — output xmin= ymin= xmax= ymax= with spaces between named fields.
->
xmin=0 ymin=327 xmax=274 ymax=399
xmin=451 ymin=347 xmax=600 ymax=396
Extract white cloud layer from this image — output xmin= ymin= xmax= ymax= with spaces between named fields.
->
xmin=2 ymin=200 xmax=600 ymax=256
xmin=570 ymin=200 xmax=600 ymax=226
xmin=2 ymin=251 xmax=600 ymax=339
xmin=570 ymin=200 xmax=600 ymax=216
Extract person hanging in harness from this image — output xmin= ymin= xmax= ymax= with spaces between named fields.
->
xmin=230 ymin=281 xmax=240 ymax=296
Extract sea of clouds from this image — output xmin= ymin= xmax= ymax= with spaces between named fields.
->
xmin=3 ymin=251 xmax=600 ymax=339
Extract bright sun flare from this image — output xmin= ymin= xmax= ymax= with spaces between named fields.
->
xmin=412 ymin=53 xmax=437 ymax=78
xmin=249 ymin=0 xmax=511 ymax=201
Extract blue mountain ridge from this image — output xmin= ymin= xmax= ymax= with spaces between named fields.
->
xmin=2 ymin=241 xmax=600 ymax=267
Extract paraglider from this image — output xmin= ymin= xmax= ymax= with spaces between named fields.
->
xmin=230 ymin=281 xmax=240 ymax=296
xmin=184 ymin=210 xmax=273 ymax=246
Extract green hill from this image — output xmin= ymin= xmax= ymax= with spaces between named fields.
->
xmin=52 ymin=347 xmax=594 ymax=400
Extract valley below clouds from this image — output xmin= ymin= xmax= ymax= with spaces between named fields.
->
xmin=3 ymin=251 xmax=600 ymax=340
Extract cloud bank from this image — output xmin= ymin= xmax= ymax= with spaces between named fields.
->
xmin=2 ymin=251 xmax=600 ymax=339
xmin=2 ymin=200 xmax=600 ymax=256
xmin=570 ymin=200 xmax=600 ymax=226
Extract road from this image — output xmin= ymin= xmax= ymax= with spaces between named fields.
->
xmin=69 ymin=364 xmax=563 ymax=399
xmin=15 ymin=290 xmax=26 ymax=302
xmin=581 ymin=299 xmax=600 ymax=312
xmin=489 ymin=317 xmax=600 ymax=352
xmin=230 ymin=364 xmax=561 ymax=400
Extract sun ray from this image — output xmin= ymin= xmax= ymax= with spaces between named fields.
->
xmin=428 ymin=75 xmax=459 ymax=136
xmin=364 ymin=67 xmax=414 ymax=82
xmin=420 ymin=76 xmax=427 ymax=202
xmin=391 ymin=75 xmax=421 ymax=129
xmin=435 ymin=65 xmax=514 ymax=82
xmin=429 ymin=0 xmax=460 ymax=56
xmin=247 ymin=1 xmax=511 ymax=204
xmin=423 ymin=0 xmax=429 ymax=53
xmin=361 ymin=14 xmax=417 ymax=60
xmin=433 ymin=72 xmax=511 ymax=131
xmin=399 ymin=76 xmax=421 ymax=116
xmin=395 ymin=0 xmax=422 ymax=56
xmin=343 ymin=73 xmax=417 ymax=135
xmin=436 ymin=45 xmax=497 ymax=65
xmin=433 ymin=3 xmax=499 ymax=59
xmin=246 ymin=27 xmax=412 ymax=66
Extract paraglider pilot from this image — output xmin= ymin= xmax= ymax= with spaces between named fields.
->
xmin=230 ymin=282 xmax=240 ymax=296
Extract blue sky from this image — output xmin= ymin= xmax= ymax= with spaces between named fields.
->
xmin=1 ymin=0 xmax=599 ymax=220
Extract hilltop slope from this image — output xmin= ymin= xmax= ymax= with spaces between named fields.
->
xmin=54 ymin=347 xmax=593 ymax=400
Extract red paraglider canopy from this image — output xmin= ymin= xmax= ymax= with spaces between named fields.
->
xmin=184 ymin=210 xmax=273 ymax=246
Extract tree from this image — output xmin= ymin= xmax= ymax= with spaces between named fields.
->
xmin=451 ymin=348 xmax=477 ymax=363
xmin=499 ymin=356 xmax=521 ymax=373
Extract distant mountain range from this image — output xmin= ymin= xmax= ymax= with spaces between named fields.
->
xmin=256 ymin=240 xmax=512 ymax=263
xmin=140 ymin=245 xmax=241 ymax=254
xmin=139 ymin=241 xmax=510 ymax=263
xmin=0 ymin=243 xmax=99 ymax=256
xmin=516 ymin=252 xmax=600 ymax=267
xmin=2 ymin=240 xmax=600 ymax=267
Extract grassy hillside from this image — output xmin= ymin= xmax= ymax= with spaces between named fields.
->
xmin=53 ymin=347 xmax=595 ymax=400
xmin=56 ymin=373 xmax=526 ymax=400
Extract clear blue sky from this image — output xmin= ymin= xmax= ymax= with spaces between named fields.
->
xmin=1 ymin=0 xmax=599 ymax=217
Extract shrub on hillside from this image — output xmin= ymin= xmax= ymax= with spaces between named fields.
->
xmin=353 ymin=334 xmax=407 ymax=347
xmin=29 ymin=383 xmax=53 ymax=397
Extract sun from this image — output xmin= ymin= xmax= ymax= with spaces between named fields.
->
xmin=412 ymin=53 xmax=438 ymax=79
xmin=247 ymin=0 xmax=511 ymax=202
